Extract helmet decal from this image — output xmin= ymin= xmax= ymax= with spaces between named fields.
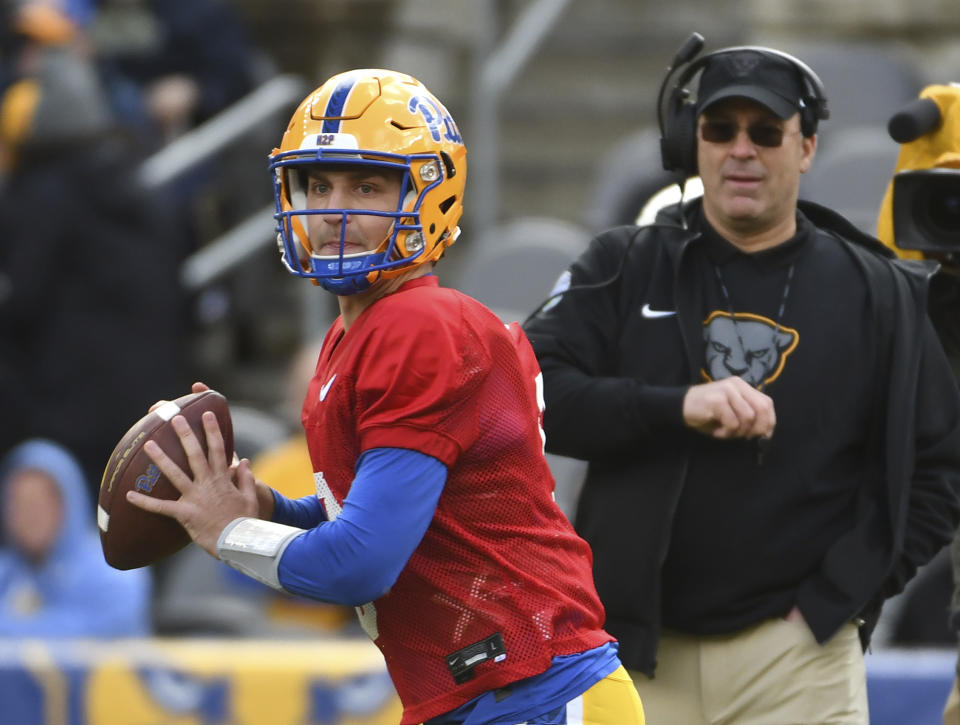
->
xmin=321 ymin=74 xmax=359 ymax=133
xmin=408 ymin=95 xmax=462 ymax=144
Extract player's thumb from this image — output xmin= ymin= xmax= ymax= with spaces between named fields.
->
xmin=235 ymin=458 xmax=256 ymax=496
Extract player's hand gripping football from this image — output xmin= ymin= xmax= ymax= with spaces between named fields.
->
xmin=128 ymin=383 xmax=260 ymax=558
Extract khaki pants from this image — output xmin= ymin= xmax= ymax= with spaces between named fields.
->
xmin=629 ymin=618 xmax=868 ymax=725
xmin=944 ymin=676 xmax=960 ymax=725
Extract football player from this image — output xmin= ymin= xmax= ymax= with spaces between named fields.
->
xmin=127 ymin=69 xmax=645 ymax=725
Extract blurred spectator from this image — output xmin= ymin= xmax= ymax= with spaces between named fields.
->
xmin=88 ymin=0 xmax=259 ymax=146
xmin=86 ymin=0 xmax=267 ymax=306
xmin=0 ymin=5 xmax=106 ymax=158
xmin=0 ymin=2 xmax=188 ymax=498
xmin=251 ymin=337 xmax=327 ymax=496
xmin=247 ymin=338 xmax=355 ymax=634
xmin=0 ymin=439 xmax=151 ymax=637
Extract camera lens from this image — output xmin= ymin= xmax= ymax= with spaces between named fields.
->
xmin=916 ymin=176 xmax=960 ymax=241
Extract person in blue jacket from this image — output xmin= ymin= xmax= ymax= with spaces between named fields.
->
xmin=0 ymin=439 xmax=151 ymax=637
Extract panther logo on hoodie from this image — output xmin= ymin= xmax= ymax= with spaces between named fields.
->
xmin=702 ymin=310 xmax=798 ymax=388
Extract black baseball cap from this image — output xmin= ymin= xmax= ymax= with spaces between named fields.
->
xmin=695 ymin=50 xmax=805 ymax=120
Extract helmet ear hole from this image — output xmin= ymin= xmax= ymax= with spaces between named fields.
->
xmin=439 ymin=196 xmax=456 ymax=214
xmin=440 ymin=151 xmax=456 ymax=178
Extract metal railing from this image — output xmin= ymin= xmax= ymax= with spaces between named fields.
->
xmin=469 ymin=0 xmax=573 ymax=232
xmin=179 ymin=205 xmax=278 ymax=290
xmin=138 ymin=74 xmax=307 ymax=191
xmin=132 ymin=74 xmax=306 ymax=292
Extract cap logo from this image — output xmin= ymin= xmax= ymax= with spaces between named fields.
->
xmin=729 ymin=52 xmax=762 ymax=78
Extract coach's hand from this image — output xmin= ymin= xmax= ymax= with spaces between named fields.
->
xmin=682 ymin=377 xmax=776 ymax=440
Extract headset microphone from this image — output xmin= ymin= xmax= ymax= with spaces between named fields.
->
xmin=673 ymin=32 xmax=706 ymax=67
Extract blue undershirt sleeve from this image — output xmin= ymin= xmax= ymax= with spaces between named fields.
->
xmin=271 ymin=488 xmax=327 ymax=529
xmin=274 ymin=447 xmax=447 ymax=605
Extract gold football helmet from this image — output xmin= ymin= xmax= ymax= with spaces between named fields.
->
xmin=270 ymin=69 xmax=466 ymax=294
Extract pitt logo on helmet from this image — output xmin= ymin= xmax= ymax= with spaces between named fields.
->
xmin=270 ymin=69 xmax=467 ymax=295
xmin=408 ymin=95 xmax=463 ymax=145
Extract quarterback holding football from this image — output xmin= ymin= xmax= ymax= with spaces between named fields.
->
xmin=126 ymin=69 xmax=645 ymax=725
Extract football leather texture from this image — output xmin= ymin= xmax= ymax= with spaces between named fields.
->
xmin=98 ymin=390 xmax=234 ymax=570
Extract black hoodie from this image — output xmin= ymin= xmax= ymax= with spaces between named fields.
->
xmin=524 ymin=198 xmax=960 ymax=675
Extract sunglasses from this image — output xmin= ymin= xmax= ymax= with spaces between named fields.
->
xmin=700 ymin=120 xmax=796 ymax=148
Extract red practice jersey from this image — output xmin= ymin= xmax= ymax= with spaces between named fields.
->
xmin=302 ymin=276 xmax=612 ymax=723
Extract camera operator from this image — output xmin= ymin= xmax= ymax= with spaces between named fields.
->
xmin=877 ymin=83 xmax=960 ymax=724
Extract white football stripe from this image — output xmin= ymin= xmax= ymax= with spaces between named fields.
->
xmin=97 ymin=505 xmax=110 ymax=532
xmin=154 ymin=401 xmax=182 ymax=421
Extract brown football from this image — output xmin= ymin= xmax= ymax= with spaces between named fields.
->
xmin=98 ymin=390 xmax=234 ymax=570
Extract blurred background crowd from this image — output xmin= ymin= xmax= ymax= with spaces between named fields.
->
xmin=0 ymin=0 xmax=958 ymax=708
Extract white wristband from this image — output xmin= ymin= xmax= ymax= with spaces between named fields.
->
xmin=216 ymin=517 xmax=305 ymax=591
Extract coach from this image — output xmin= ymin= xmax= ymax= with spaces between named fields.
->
xmin=524 ymin=37 xmax=960 ymax=724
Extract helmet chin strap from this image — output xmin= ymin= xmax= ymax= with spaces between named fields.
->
xmin=318 ymin=274 xmax=374 ymax=295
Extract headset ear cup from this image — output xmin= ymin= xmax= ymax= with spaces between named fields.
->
xmin=661 ymin=99 xmax=698 ymax=174
xmin=676 ymin=103 xmax=698 ymax=175
xmin=659 ymin=108 xmax=681 ymax=172
xmin=800 ymin=100 xmax=817 ymax=137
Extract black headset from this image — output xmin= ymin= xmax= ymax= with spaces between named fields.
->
xmin=657 ymin=33 xmax=830 ymax=177
xmin=524 ymin=35 xmax=829 ymax=325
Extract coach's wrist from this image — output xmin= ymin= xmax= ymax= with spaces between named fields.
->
xmin=784 ymin=605 xmax=805 ymax=623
